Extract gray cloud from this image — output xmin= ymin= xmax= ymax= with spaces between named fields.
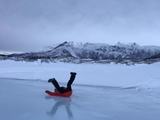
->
xmin=0 ymin=0 xmax=160 ymax=52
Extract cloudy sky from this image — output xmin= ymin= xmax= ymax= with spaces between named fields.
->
xmin=0 ymin=0 xmax=160 ymax=52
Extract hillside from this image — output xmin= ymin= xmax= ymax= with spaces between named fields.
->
xmin=1 ymin=42 xmax=160 ymax=64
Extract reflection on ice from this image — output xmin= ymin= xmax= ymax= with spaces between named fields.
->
xmin=45 ymin=96 xmax=73 ymax=119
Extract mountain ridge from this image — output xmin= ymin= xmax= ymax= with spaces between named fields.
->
xmin=1 ymin=41 xmax=160 ymax=64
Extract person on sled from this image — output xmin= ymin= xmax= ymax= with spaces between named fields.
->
xmin=45 ymin=72 xmax=77 ymax=94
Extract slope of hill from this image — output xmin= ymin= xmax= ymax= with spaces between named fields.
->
xmin=1 ymin=41 xmax=160 ymax=64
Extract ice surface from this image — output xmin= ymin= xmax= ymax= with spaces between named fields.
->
xmin=0 ymin=60 xmax=160 ymax=88
xmin=0 ymin=60 xmax=160 ymax=120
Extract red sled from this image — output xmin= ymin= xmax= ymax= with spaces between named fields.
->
xmin=45 ymin=90 xmax=72 ymax=97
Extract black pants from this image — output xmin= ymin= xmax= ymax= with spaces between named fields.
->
xmin=51 ymin=74 xmax=76 ymax=93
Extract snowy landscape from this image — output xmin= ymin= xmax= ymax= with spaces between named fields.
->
xmin=1 ymin=0 xmax=160 ymax=120
xmin=1 ymin=41 xmax=160 ymax=64
xmin=0 ymin=60 xmax=160 ymax=120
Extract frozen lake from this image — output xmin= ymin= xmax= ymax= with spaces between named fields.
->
xmin=0 ymin=60 xmax=160 ymax=120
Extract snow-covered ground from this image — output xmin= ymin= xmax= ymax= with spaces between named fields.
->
xmin=0 ymin=60 xmax=160 ymax=120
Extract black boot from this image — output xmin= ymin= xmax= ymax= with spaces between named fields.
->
xmin=48 ymin=78 xmax=55 ymax=83
xmin=70 ymin=72 xmax=77 ymax=76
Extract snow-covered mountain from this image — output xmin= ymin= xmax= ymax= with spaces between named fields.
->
xmin=1 ymin=41 xmax=160 ymax=64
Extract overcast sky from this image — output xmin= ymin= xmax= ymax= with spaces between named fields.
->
xmin=0 ymin=0 xmax=160 ymax=52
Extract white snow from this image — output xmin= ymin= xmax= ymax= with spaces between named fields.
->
xmin=0 ymin=60 xmax=160 ymax=120
xmin=0 ymin=60 xmax=160 ymax=88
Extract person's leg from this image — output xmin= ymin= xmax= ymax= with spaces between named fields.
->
xmin=67 ymin=72 xmax=77 ymax=90
xmin=51 ymin=79 xmax=61 ymax=90
xmin=48 ymin=78 xmax=64 ymax=93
